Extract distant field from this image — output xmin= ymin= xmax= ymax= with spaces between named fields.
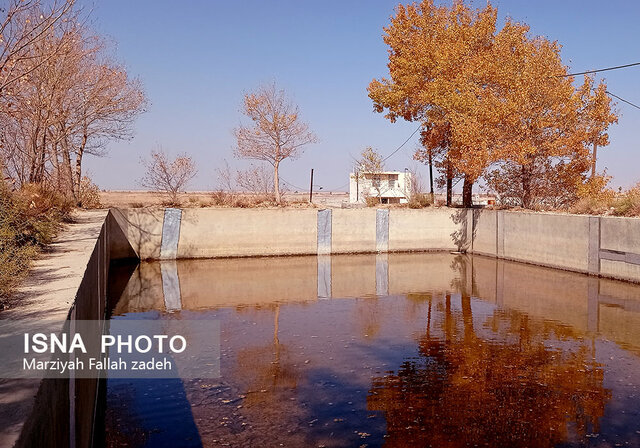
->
xmin=99 ymin=190 xmax=350 ymax=208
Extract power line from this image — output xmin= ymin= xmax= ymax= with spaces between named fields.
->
xmin=559 ymin=61 xmax=640 ymax=78
xmin=279 ymin=176 xmax=306 ymax=191
xmin=382 ymin=125 xmax=422 ymax=162
xmin=606 ymin=90 xmax=640 ymax=111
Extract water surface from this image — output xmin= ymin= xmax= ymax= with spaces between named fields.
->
xmin=105 ymin=253 xmax=640 ymax=448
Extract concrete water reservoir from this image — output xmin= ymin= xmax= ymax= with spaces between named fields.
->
xmin=4 ymin=207 xmax=640 ymax=447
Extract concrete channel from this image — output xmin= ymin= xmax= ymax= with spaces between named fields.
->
xmin=2 ymin=206 xmax=640 ymax=447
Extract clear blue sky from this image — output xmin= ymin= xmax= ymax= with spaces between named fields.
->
xmin=81 ymin=0 xmax=640 ymax=192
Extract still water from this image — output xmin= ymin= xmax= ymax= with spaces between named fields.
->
xmin=105 ymin=253 xmax=640 ymax=448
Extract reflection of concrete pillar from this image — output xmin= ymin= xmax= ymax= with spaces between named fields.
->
xmin=496 ymin=260 xmax=504 ymax=306
xmin=160 ymin=208 xmax=182 ymax=259
xmin=376 ymin=209 xmax=389 ymax=253
xmin=161 ymin=261 xmax=182 ymax=312
xmin=587 ymin=277 xmax=599 ymax=333
xmin=317 ymin=209 xmax=332 ymax=255
xmin=376 ymin=254 xmax=389 ymax=296
xmin=317 ymin=255 xmax=332 ymax=299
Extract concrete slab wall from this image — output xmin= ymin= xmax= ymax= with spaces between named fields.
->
xmin=388 ymin=209 xmax=462 ymax=252
xmin=108 ymin=207 xmax=640 ymax=283
xmin=599 ymin=217 xmax=640 ymax=283
xmin=109 ymin=208 xmax=163 ymax=260
xmin=177 ymin=208 xmax=317 ymax=257
xmin=501 ymin=211 xmax=591 ymax=272
xmin=331 ymin=209 xmax=377 ymax=253
xmin=471 ymin=209 xmax=497 ymax=256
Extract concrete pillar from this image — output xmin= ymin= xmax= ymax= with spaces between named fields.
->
xmin=496 ymin=211 xmax=505 ymax=258
xmin=160 ymin=208 xmax=182 ymax=260
xmin=376 ymin=209 xmax=389 ymax=253
xmin=317 ymin=209 xmax=332 ymax=255
xmin=588 ymin=216 xmax=601 ymax=276
xmin=466 ymin=209 xmax=474 ymax=252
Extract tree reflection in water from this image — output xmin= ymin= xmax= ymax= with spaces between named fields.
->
xmin=368 ymin=292 xmax=610 ymax=447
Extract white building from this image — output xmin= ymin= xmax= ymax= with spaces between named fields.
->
xmin=349 ymin=171 xmax=412 ymax=204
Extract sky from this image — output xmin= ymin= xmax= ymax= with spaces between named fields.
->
xmin=80 ymin=0 xmax=640 ymax=193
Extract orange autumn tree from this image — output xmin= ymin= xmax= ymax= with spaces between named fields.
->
xmin=483 ymin=21 xmax=585 ymax=208
xmin=485 ymin=73 xmax=617 ymax=208
xmin=577 ymin=76 xmax=618 ymax=178
xmin=369 ymin=0 xmax=502 ymax=207
xmin=369 ymin=0 xmax=617 ymax=209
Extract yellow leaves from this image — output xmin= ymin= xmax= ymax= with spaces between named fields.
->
xmin=370 ymin=0 xmax=619 ymax=195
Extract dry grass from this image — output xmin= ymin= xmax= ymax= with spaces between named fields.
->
xmin=407 ymin=193 xmax=433 ymax=209
xmin=100 ymin=190 xmax=348 ymax=208
xmin=0 ymin=183 xmax=72 ymax=305
xmin=569 ymin=183 xmax=640 ymax=217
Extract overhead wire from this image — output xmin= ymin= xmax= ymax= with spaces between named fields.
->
xmin=321 ymin=124 xmax=423 ymax=191
xmin=605 ymin=90 xmax=640 ymax=111
xmin=558 ymin=61 xmax=640 ymax=78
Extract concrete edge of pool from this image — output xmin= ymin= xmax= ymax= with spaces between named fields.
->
xmin=4 ymin=206 xmax=640 ymax=448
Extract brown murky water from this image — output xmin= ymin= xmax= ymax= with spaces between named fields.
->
xmin=105 ymin=253 xmax=640 ymax=448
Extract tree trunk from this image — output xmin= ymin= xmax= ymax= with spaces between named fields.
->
xmin=428 ymin=150 xmax=434 ymax=203
xmin=591 ymin=142 xmax=598 ymax=178
xmin=522 ymin=164 xmax=531 ymax=209
xmin=462 ymin=175 xmax=473 ymax=208
xmin=73 ymin=131 xmax=88 ymax=205
xmin=273 ymin=160 xmax=281 ymax=204
xmin=446 ymin=163 xmax=452 ymax=207
xmin=62 ymin=144 xmax=74 ymax=200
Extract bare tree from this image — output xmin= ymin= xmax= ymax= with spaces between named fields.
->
xmin=233 ymin=83 xmax=317 ymax=204
xmin=356 ymin=147 xmax=385 ymax=202
xmin=214 ymin=159 xmax=236 ymax=192
xmin=0 ymin=19 xmax=146 ymax=203
xmin=236 ymin=163 xmax=273 ymax=196
xmin=140 ymin=149 xmax=197 ymax=205
xmin=0 ymin=0 xmax=75 ymax=95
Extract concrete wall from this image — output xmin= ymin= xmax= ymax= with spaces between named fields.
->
xmin=389 ymin=208 xmax=467 ymax=252
xmin=13 ymin=210 xmax=137 ymax=448
xmin=108 ymin=207 xmax=640 ymax=284
xmin=109 ymin=208 xmax=163 ymax=260
xmin=472 ymin=210 xmax=593 ymax=273
xmin=178 ymin=208 xmax=317 ymax=258
xmin=599 ymin=217 xmax=640 ymax=283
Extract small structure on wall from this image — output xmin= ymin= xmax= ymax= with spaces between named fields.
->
xmin=349 ymin=170 xmax=412 ymax=204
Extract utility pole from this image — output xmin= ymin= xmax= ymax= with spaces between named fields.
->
xmin=591 ymin=142 xmax=598 ymax=178
xmin=309 ymin=168 xmax=314 ymax=203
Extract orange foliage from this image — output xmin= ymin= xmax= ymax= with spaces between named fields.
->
xmin=369 ymin=0 xmax=618 ymax=209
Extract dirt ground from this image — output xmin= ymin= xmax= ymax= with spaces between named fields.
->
xmin=99 ymin=190 xmax=351 ymax=208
